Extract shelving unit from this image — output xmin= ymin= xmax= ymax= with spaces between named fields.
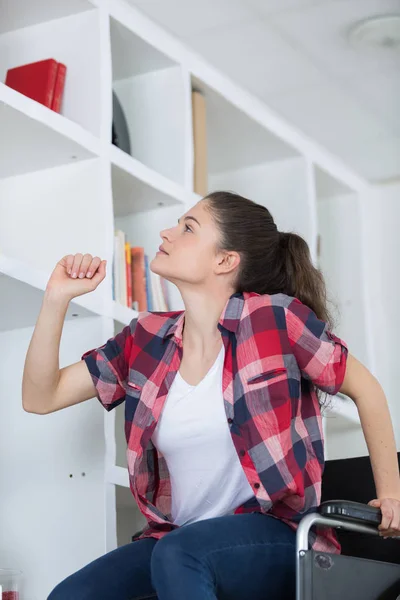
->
xmin=0 ymin=0 xmax=375 ymax=596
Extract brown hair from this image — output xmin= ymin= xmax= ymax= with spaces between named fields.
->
xmin=204 ymin=190 xmax=333 ymax=330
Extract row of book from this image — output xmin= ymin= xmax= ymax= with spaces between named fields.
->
xmin=5 ymin=58 xmax=67 ymax=113
xmin=113 ymin=229 xmax=170 ymax=312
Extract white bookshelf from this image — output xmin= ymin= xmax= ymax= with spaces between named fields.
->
xmin=0 ymin=0 xmax=374 ymax=596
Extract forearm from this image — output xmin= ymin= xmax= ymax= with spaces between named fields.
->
xmin=355 ymin=377 xmax=400 ymax=498
xmin=22 ymin=289 xmax=70 ymax=413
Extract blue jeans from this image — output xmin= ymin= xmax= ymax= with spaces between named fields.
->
xmin=47 ymin=512 xmax=296 ymax=600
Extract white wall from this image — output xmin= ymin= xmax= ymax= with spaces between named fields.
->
xmin=317 ymin=192 xmax=372 ymax=459
xmin=361 ymin=182 xmax=400 ymax=450
xmin=317 ymin=192 xmax=369 ymax=367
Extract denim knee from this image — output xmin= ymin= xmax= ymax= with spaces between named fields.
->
xmin=151 ymin=530 xmax=185 ymax=571
xmin=47 ymin=577 xmax=92 ymax=600
xmin=151 ymin=527 xmax=202 ymax=576
xmin=151 ymin=533 xmax=174 ymax=570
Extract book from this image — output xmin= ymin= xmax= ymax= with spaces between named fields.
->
xmin=125 ymin=241 xmax=132 ymax=308
xmin=118 ymin=231 xmax=127 ymax=306
xmin=131 ymin=247 xmax=147 ymax=312
xmin=51 ymin=62 xmax=67 ymax=113
xmin=113 ymin=229 xmax=127 ymax=306
xmin=160 ymin=276 xmax=170 ymax=311
xmin=113 ymin=235 xmax=119 ymax=303
xmin=5 ymin=58 xmax=59 ymax=109
xmin=192 ymin=89 xmax=208 ymax=196
xmin=150 ymin=271 xmax=168 ymax=312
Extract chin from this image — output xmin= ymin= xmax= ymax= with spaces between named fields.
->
xmin=150 ymin=255 xmax=180 ymax=286
xmin=150 ymin=255 xmax=168 ymax=276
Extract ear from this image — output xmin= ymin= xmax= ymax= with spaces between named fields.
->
xmin=215 ymin=250 xmax=240 ymax=274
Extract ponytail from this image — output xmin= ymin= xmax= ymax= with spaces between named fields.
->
xmin=278 ymin=232 xmax=332 ymax=328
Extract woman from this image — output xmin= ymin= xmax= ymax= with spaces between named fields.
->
xmin=23 ymin=192 xmax=400 ymax=600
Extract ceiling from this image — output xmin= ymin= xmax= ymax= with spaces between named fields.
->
xmin=126 ymin=0 xmax=400 ymax=183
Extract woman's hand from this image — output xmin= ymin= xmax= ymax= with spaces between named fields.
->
xmin=46 ymin=253 xmax=107 ymax=301
xmin=368 ymin=497 xmax=400 ymax=538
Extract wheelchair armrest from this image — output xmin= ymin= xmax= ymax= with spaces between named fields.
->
xmin=319 ymin=500 xmax=382 ymax=528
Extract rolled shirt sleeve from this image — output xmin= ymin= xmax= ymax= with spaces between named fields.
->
xmin=81 ymin=317 xmax=138 ymax=411
xmin=284 ymin=298 xmax=348 ymax=395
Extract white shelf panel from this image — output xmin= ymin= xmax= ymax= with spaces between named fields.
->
xmin=0 ymin=254 xmax=105 ymax=332
xmin=111 ymin=145 xmax=188 ymax=217
xmin=106 ymin=465 xmax=129 ymax=489
xmin=0 ymin=83 xmax=100 ymax=178
xmin=112 ymin=300 xmax=138 ymax=326
xmin=0 ymin=0 xmax=96 ymax=34
xmin=110 ymin=16 xmax=176 ymax=80
xmin=192 ymin=77 xmax=299 ymax=176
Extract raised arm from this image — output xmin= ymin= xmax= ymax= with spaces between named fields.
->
xmin=22 ymin=254 xmax=107 ymax=414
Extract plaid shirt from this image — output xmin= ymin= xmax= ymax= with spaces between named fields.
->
xmin=82 ymin=291 xmax=348 ymax=553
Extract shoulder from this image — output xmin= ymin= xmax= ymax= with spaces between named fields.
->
xmin=136 ymin=309 xmax=182 ymax=326
xmin=242 ymin=292 xmax=313 ymax=332
xmin=243 ymin=291 xmax=301 ymax=314
xmin=134 ymin=309 xmax=183 ymax=339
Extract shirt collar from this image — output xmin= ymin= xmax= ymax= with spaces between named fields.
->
xmin=164 ymin=291 xmax=246 ymax=346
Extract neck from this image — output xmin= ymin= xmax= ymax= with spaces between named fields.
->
xmin=180 ymin=287 xmax=234 ymax=354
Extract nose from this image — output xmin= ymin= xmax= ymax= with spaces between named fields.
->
xmin=160 ymin=227 xmax=172 ymax=247
xmin=160 ymin=223 xmax=175 ymax=240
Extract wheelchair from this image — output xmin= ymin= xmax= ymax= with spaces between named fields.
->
xmin=296 ymin=453 xmax=400 ymax=600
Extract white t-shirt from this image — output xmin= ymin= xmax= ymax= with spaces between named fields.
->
xmin=151 ymin=344 xmax=255 ymax=526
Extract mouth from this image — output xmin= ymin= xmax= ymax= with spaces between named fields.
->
xmin=157 ymin=249 xmax=168 ymax=255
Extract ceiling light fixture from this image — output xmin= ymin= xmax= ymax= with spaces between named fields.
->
xmin=348 ymin=14 xmax=400 ymax=50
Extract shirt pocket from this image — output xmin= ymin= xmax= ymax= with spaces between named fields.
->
xmin=246 ymin=367 xmax=291 ymax=431
xmin=247 ymin=367 xmax=288 ymax=387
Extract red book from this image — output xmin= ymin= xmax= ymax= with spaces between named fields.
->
xmin=5 ymin=58 xmax=58 ymax=108
xmin=51 ymin=62 xmax=67 ymax=113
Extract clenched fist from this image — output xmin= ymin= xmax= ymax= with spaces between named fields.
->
xmin=46 ymin=253 xmax=107 ymax=301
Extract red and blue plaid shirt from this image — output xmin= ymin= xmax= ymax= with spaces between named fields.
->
xmin=82 ymin=291 xmax=348 ymax=553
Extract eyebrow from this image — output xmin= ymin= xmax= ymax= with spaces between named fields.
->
xmin=178 ymin=216 xmax=201 ymax=227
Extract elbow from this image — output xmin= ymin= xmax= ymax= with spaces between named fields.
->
xmin=21 ymin=377 xmax=49 ymax=414
xmin=22 ymin=400 xmax=45 ymax=415
xmin=22 ymin=392 xmax=49 ymax=415
xmin=21 ymin=373 xmax=60 ymax=415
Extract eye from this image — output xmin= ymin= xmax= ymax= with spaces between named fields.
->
xmin=184 ymin=224 xmax=192 ymax=233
